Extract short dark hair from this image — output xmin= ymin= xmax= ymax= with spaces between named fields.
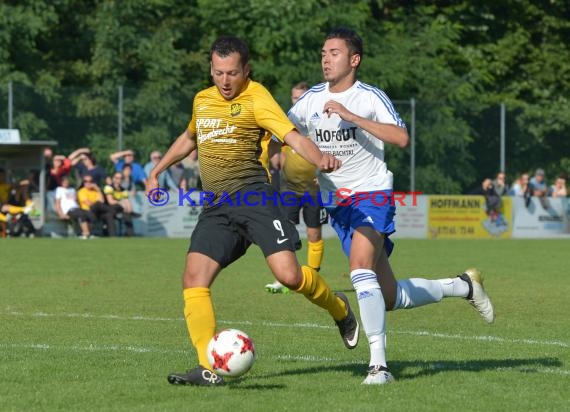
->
xmin=326 ymin=27 xmax=363 ymax=65
xmin=210 ymin=36 xmax=250 ymax=66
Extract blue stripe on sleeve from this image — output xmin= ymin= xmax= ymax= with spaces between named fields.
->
xmin=357 ymin=82 xmax=406 ymax=127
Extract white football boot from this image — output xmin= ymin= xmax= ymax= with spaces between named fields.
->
xmin=460 ymin=268 xmax=495 ymax=323
xmin=362 ymin=365 xmax=395 ymax=385
xmin=264 ymin=281 xmax=289 ymax=294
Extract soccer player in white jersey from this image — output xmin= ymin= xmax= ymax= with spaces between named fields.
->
xmin=288 ymin=27 xmax=495 ymax=385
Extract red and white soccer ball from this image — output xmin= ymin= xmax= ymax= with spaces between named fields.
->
xmin=207 ymin=328 xmax=256 ymax=377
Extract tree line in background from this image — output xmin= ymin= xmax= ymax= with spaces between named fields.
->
xmin=1 ymin=0 xmax=569 ymax=193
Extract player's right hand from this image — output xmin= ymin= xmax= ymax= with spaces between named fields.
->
xmin=319 ymin=154 xmax=341 ymax=173
xmin=146 ymin=176 xmax=160 ymax=200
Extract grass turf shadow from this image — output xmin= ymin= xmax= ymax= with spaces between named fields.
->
xmin=249 ymin=356 xmax=562 ymax=382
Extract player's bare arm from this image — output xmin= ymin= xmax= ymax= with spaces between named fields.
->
xmin=147 ymin=130 xmax=197 ymax=193
xmin=283 ymin=130 xmax=341 ymax=172
xmin=323 ymin=100 xmax=409 ymax=148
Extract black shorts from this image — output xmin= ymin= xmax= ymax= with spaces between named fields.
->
xmin=189 ymin=183 xmax=301 ymax=268
xmin=282 ymin=192 xmax=328 ymax=228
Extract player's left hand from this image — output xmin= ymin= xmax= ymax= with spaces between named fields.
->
xmin=319 ymin=154 xmax=341 ymax=172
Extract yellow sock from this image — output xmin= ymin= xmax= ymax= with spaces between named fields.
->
xmin=295 ymin=266 xmax=346 ymax=321
xmin=307 ymin=239 xmax=324 ymax=271
xmin=183 ymin=287 xmax=216 ymax=369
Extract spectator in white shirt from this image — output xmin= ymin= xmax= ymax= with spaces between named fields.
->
xmin=54 ymin=176 xmax=94 ymax=239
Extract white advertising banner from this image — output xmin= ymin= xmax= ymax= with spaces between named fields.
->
xmin=511 ymin=196 xmax=570 ymax=238
xmin=393 ymin=195 xmax=428 ymax=238
xmin=42 ymin=190 xmax=570 ymax=239
xmin=139 ymin=190 xmax=338 ymax=239
xmin=138 ymin=191 xmax=201 ymax=237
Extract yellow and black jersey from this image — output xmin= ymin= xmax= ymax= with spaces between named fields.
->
xmin=103 ymin=185 xmax=128 ymax=201
xmin=188 ymin=79 xmax=294 ymax=199
xmin=281 ymin=145 xmax=318 ymax=195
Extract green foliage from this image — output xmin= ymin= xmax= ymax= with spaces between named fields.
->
xmin=439 ymin=0 xmax=570 ymax=183
xmin=1 ymin=0 xmax=569 ymax=191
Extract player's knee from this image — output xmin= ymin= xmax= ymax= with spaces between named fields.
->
xmin=267 ymin=251 xmax=302 ymax=288
xmin=306 ymin=230 xmax=321 ymax=243
xmin=275 ymin=268 xmax=301 ymax=289
xmin=182 ymin=258 xmax=218 ymax=288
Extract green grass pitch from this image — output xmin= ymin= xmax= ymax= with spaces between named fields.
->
xmin=1 ymin=237 xmax=569 ymax=411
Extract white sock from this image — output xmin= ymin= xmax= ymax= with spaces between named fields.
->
xmin=394 ymin=277 xmax=471 ymax=309
xmin=350 ymin=269 xmax=387 ymax=368
xmin=437 ymin=277 xmax=469 ymax=297
xmin=394 ymin=278 xmax=443 ymax=309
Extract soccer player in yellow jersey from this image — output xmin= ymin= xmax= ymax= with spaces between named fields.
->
xmin=147 ymin=36 xmax=359 ymax=386
xmin=265 ymin=82 xmax=327 ymax=294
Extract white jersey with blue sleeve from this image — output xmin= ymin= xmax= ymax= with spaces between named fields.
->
xmin=288 ymin=80 xmax=405 ymax=199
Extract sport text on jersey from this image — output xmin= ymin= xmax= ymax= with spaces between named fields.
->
xmin=196 ymin=118 xmax=237 ymax=144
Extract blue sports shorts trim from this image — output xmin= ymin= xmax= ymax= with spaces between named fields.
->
xmin=327 ymin=190 xmax=395 ymax=257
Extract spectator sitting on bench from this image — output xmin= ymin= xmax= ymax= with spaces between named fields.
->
xmin=54 ymin=175 xmax=94 ymax=239
xmin=103 ymin=172 xmax=138 ymax=237
xmin=77 ymin=176 xmax=117 ymax=237
xmin=0 ymin=179 xmax=36 ymax=237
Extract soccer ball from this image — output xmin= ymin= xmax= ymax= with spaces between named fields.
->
xmin=207 ymin=329 xmax=256 ymax=377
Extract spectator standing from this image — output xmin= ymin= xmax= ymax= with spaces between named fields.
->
xmin=529 ymin=168 xmax=547 ymax=197
xmin=43 ymin=148 xmax=54 ymax=189
xmin=110 ymin=150 xmax=147 ymax=187
xmin=74 ymin=149 xmax=107 ymax=187
xmin=46 ymin=154 xmax=72 ymax=191
xmin=43 ymin=147 xmax=54 ymax=166
xmin=492 ymin=172 xmax=508 ymax=197
xmin=169 ymin=161 xmax=186 ymax=189
xmin=144 ymin=151 xmax=178 ymax=190
xmin=509 ymin=173 xmax=530 ymax=197
xmin=470 ymin=178 xmax=502 ymax=216
xmin=176 ymin=151 xmax=201 ymax=190
xmin=548 ymin=174 xmax=568 ymax=198
xmin=46 ymin=148 xmax=91 ymax=191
